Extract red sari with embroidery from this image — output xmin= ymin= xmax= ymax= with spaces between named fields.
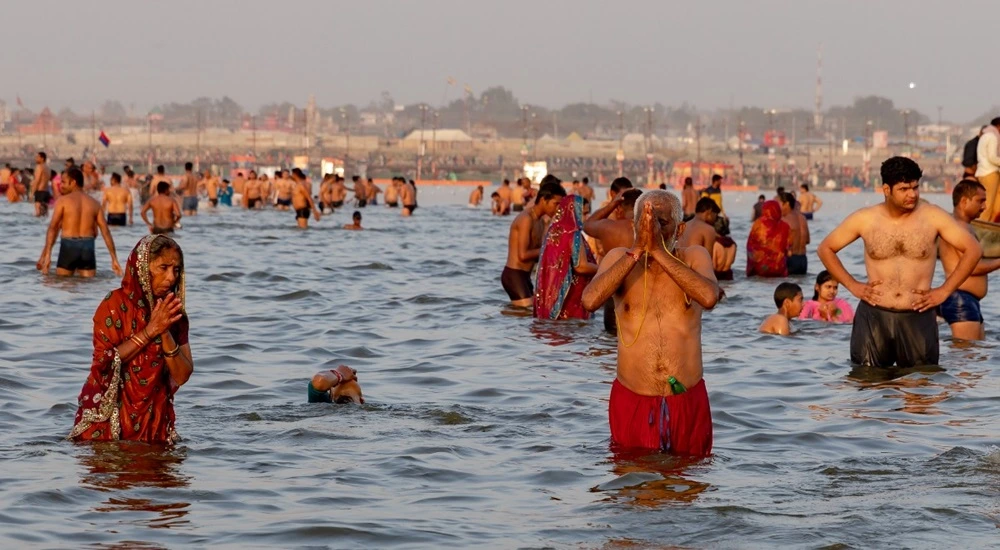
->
xmin=69 ymin=235 xmax=188 ymax=443
xmin=534 ymin=195 xmax=595 ymax=320
xmin=746 ymin=200 xmax=790 ymax=277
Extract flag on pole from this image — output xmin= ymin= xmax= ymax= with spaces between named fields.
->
xmin=16 ymin=95 xmax=23 ymax=108
xmin=98 ymin=130 xmax=110 ymax=147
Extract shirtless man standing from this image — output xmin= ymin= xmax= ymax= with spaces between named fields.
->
xmin=581 ymin=190 xmax=720 ymax=455
xmin=818 ymin=157 xmax=981 ymax=368
xmin=150 ymin=165 xmax=171 ymax=199
xmin=179 ymin=162 xmax=199 ymax=216
xmin=384 ymin=177 xmax=400 ymax=207
xmin=938 ymin=180 xmax=1000 ymax=340
xmin=496 ymin=179 xmax=513 ymax=215
xmin=82 ymin=161 xmax=102 ymax=194
xmin=231 ymin=171 xmax=246 ymax=207
xmin=367 ymin=177 xmax=381 ymax=206
xmin=274 ymin=172 xmax=294 ymax=211
xmin=681 ymin=177 xmax=698 ymax=221
xmin=200 ymin=169 xmax=220 ymax=208
xmin=798 ymin=183 xmax=822 ymax=220
xmin=31 ymin=152 xmax=52 ymax=217
xmin=779 ymin=192 xmax=810 ymax=275
xmin=244 ymin=170 xmax=263 ymax=210
xmin=511 ymin=179 xmax=526 ymax=212
xmin=577 ymin=176 xmax=595 ymax=203
xmin=679 ymin=197 xmax=720 ymax=254
xmin=102 ymin=173 xmax=133 ymax=227
xmin=36 ymin=166 xmax=122 ymax=278
xmin=331 ymin=175 xmax=348 ymax=209
xmin=401 ymin=179 xmax=418 ymax=217
xmin=291 ymin=168 xmax=321 ymax=228
xmin=584 ymin=185 xmax=643 ymax=333
xmin=142 ymin=181 xmax=182 ymax=234
xmin=501 ymin=179 xmax=567 ymax=307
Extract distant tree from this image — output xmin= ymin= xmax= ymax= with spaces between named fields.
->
xmin=100 ymin=100 xmax=128 ymax=120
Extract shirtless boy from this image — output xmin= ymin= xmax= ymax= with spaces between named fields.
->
xmin=142 ymin=181 xmax=182 ymax=234
xmin=469 ymin=185 xmax=484 ymax=207
xmin=36 ymin=166 xmax=122 ymax=277
xmin=818 ymin=157 xmax=981 ymax=368
xmin=244 ymin=171 xmax=263 ymax=209
xmin=200 ymin=169 xmax=220 ymax=207
xmin=275 ymin=172 xmax=294 ymax=211
xmin=102 ymin=172 xmax=133 ymax=226
xmin=179 ymin=162 xmax=199 ymax=216
xmin=798 ymin=183 xmax=822 ymax=220
xmin=344 ymin=211 xmax=363 ymax=230
xmin=401 ymin=179 xmax=418 ymax=216
xmin=308 ymin=365 xmax=363 ymax=404
xmin=759 ymin=282 xmax=804 ymax=335
xmin=938 ymin=179 xmax=1000 ymax=340
xmin=780 ymin=192 xmax=810 ymax=275
xmin=501 ymin=179 xmax=567 ymax=307
xmin=581 ymin=190 xmax=721 ymax=455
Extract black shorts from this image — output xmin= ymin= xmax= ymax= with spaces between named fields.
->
xmin=107 ymin=213 xmax=127 ymax=226
xmin=803 ymin=212 xmax=814 ymax=220
xmin=209 ymin=198 xmax=218 ymax=207
xmin=247 ymin=198 xmax=261 ymax=209
xmin=357 ymin=199 xmax=368 ymax=208
xmin=152 ymin=226 xmax=174 ymax=235
xmin=332 ymin=200 xmax=344 ymax=208
xmin=501 ymin=266 xmax=534 ymax=302
xmin=787 ymin=254 xmax=807 ymax=275
xmin=512 ymin=204 xmax=524 ymax=212
xmin=682 ymin=213 xmax=695 ymax=222
xmin=714 ymin=269 xmax=734 ymax=281
xmin=850 ymin=301 xmax=938 ymax=368
xmin=56 ymin=238 xmax=97 ymax=272
xmin=295 ymin=208 xmax=311 ymax=220
xmin=277 ymin=198 xmax=292 ymax=207
xmin=404 ymin=204 xmax=418 ymax=214
xmin=34 ymin=190 xmax=51 ymax=204
xmin=387 ymin=202 xmax=399 ymax=208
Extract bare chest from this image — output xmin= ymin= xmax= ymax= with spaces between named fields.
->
xmin=864 ymin=225 xmax=935 ymax=260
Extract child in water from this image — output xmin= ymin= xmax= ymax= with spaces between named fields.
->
xmin=759 ymin=282 xmax=803 ymax=336
xmin=798 ymin=270 xmax=855 ymax=323
xmin=308 ymin=365 xmax=364 ymax=404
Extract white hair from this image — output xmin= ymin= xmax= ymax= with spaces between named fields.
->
xmin=633 ymin=189 xmax=683 ymax=249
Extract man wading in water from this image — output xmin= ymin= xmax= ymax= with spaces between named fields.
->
xmin=818 ymin=157 xmax=981 ymax=369
xmin=582 ymin=190 xmax=720 ymax=456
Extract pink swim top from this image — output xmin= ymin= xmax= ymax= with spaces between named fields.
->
xmin=799 ymin=298 xmax=855 ymax=323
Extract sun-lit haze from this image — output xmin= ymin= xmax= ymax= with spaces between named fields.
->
xmin=3 ymin=0 xmax=998 ymax=120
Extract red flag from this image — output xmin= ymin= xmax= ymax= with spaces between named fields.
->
xmin=99 ymin=131 xmax=110 ymax=147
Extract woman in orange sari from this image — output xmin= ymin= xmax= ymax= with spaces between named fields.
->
xmin=746 ymin=200 xmax=790 ymax=277
xmin=534 ymin=195 xmax=598 ymax=320
xmin=69 ymin=235 xmax=194 ymax=444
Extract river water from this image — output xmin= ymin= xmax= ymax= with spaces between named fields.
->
xmin=0 ymin=188 xmax=997 ymax=549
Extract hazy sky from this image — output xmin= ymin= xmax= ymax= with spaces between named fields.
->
xmin=4 ymin=0 xmax=997 ymax=121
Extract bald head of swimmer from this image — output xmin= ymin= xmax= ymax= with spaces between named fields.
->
xmin=633 ymin=189 xmax=685 ymax=251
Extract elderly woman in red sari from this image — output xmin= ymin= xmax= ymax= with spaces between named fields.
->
xmin=746 ymin=199 xmax=791 ymax=277
xmin=534 ymin=195 xmax=599 ymax=320
xmin=69 ymin=234 xmax=193 ymax=443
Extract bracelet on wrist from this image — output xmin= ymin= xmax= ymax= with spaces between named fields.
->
xmin=163 ymin=345 xmax=181 ymax=357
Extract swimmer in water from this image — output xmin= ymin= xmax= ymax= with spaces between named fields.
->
xmin=759 ymin=282 xmax=803 ymax=335
xmin=308 ymin=365 xmax=364 ymax=404
xmin=343 ymin=211 xmax=363 ymax=230
xmin=142 ymin=181 xmax=182 ymax=235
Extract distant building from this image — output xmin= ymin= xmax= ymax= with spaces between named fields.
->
xmin=19 ymin=107 xmax=61 ymax=135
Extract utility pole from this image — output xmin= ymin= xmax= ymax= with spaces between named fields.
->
xmin=553 ymin=112 xmax=558 ymax=140
xmin=417 ymin=104 xmax=427 ymax=181
xmin=695 ymin=115 xmax=702 ymax=186
xmin=531 ymin=112 xmax=538 ymax=161
xmin=195 ymin=109 xmax=202 ymax=172
xmin=15 ymin=112 xmax=21 ymax=151
xmin=618 ymin=110 xmax=625 ymax=178
xmin=344 ymin=110 xmax=351 ymax=174
xmin=828 ymin=122 xmax=834 ymax=185
xmin=738 ymin=119 xmax=745 ymax=184
xmin=91 ymin=111 xmax=97 ymax=152
xmin=251 ymin=115 xmax=257 ymax=168
xmin=864 ymin=120 xmax=873 ymax=188
xmin=432 ymin=111 xmax=439 ymax=157
xmin=902 ymin=109 xmax=911 ymax=154
xmin=147 ymin=114 xmax=153 ymax=173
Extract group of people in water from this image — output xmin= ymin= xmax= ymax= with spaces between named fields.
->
xmin=5 ymin=145 xmax=998 ymax=458
xmin=496 ymin=156 xmax=995 ymax=456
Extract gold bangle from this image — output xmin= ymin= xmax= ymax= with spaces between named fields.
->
xmin=130 ymin=334 xmax=146 ymax=348
xmin=163 ymin=345 xmax=181 ymax=358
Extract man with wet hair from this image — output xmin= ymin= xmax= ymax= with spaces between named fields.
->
xmin=581 ymin=189 xmax=721 ymax=456
xmin=938 ymin=179 xmax=1000 ymax=340
xmin=37 ymin=166 xmax=122 ymax=278
xmin=679 ymin=197 xmax=721 ymax=254
xmin=501 ymin=179 xmax=567 ymax=307
xmin=142 ymin=181 xmax=182 ymax=235
xmin=344 ymin=211 xmax=363 ymax=230
xmin=798 ymin=183 xmax=822 ymax=220
xmin=819 ymin=157 xmax=981 ymax=368
xmin=308 ymin=366 xmax=363 ymax=404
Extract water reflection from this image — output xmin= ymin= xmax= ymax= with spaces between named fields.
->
xmin=76 ymin=442 xmax=191 ymax=529
xmin=592 ymin=447 xmax=711 ymax=507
